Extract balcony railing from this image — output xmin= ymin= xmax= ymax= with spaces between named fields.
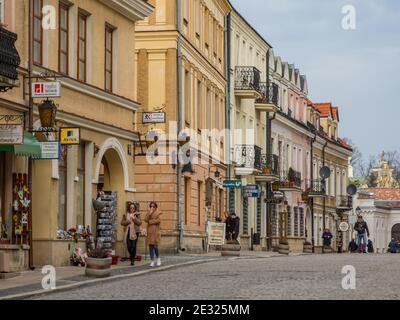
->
xmin=260 ymin=154 xmax=280 ymax=176
xmin=337 ymin=195 xmax=353 ymax=209
xmin=256 ymin=82 xmax=279 ymax=106
xmin=235 ymin=66 xmax=261 ymax=92
xmin=279 ymin=170 xmax=302 ymax=189
xmin=304 ymin=179 xmax=326 ymax=195
xmin=234 ymin=145 xmax=262 ymax=171
xmin=0 ymin=26 xmax=21 ymax=83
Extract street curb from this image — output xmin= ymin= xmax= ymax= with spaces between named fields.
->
xmin=0 ymin=258 xmax=220 ymax=300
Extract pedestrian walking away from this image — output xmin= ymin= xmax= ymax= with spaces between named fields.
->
xmin=354 ymin=215 xmax=370 ymax=253
xmin=144 ymin=201 xmax=162 ymax=267
xmin=388 ymin=238 xmax=398 ymax=254
xmin=121 ymin=202 xmax=142 ymax=266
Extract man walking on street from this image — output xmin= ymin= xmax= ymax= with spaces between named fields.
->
xmin=354 ymin=215 xmax=369 ymax=253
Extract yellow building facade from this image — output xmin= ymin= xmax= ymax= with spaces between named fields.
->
xmin=0 ymin=0 xmax=153 ymax=269
xmin=134 ymin=0 xmax=231 ymax=253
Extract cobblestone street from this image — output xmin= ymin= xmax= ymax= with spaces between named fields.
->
xmin=33 ymin=254 xmax=400 ymax=300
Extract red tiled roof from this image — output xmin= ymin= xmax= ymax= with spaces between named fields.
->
xmin=332 ymin=107 xmax=339 ymax=121
xmin=313 ymin=102 xmax=333 ymax=117
xmin=363 ymin=188 xmax=400 ymax=201
xmin=337 ymin=138 xmax=352 ymax=150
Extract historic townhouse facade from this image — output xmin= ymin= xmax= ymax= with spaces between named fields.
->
xmin=269 ymin=54 xmax=313 ymax=253
xmin=228 ymin=9 xmax=278 ymax=250
xmin=309 ymin=102 xmax=353 ymax=253
xmin=0 ymin=0 xmax=153 ymax=269
xmin=134 ymin=0 xmax=231 ymax=253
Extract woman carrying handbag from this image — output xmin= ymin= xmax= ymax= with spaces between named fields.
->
xmin=121 ymin=202 xmax=142 ymax=266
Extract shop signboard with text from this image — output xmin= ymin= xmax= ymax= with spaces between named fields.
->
xmin=36 ymin=141 xmax=61 ymax=160
xmin=207 ymin=221 xmax=226 ymax=246
xmin=32 ymin=81 xmax=61 ymax=98
xmin=0 ymin=115 xmax=24 ymax=145
xmin=60 ymin=128 xmax=80 ymax=145
xmin=243 ymin=184 xmax=260 ymax=198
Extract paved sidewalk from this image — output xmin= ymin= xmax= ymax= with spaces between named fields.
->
xmin=0 ymin=255 xmax=219 ymax=300
xmin=0 ymin=250 xmax=306 ymax=300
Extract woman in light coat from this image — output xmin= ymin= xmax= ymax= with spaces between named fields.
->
xmin=121 ymin=202 xmax=142 ymax=266
xmin=144 ymin=201 xmax=162 ymax=267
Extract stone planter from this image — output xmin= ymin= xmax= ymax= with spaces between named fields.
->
xmin=85 ymin=257 xmax=112 ymax=278
xmin=278 ymin=241 xmax=290 ymax=255
xmin=303 ymin=242 xmax=313 ymax=254
xmin=323 ymin=246 xmax=333 ymax=254
xmin=221 ymin=244 xmax=241 ymax=257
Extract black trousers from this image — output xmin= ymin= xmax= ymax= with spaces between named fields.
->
xmin=126 ymin=232 xmax=140 ymax=263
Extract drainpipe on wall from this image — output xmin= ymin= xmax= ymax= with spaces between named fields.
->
xmin=28 ymin=0 xmax=34 ymax=270
xmin=265 ymin=49 xmax=274 ymax=250
xmin=225 ymin=13 xmax=231 ymax=210
xmin=310 ymin=133 xmax=317 ymax=253
xmin=322 ymin=140 xmax=328 ymax=233
xmin=176 ymin=0 xmax=184 ymax=252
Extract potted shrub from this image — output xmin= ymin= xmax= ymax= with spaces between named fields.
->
xmin=263 ymin=166 xmax=272 ymax=175
xmin=85 ymin=247 xmax=112 ymax=278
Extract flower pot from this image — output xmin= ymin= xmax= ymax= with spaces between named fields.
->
xmin=111 ymin=255 xmax=119 ymax=265
xmin=85 ymin=257 xmax=112 ymax=278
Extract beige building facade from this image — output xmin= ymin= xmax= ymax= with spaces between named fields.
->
xmin=134 ymin=0 xmax=231 ymax=253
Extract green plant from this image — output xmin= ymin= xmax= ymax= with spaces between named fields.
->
xmin=87 ymin=247 xmax=109 ymax=259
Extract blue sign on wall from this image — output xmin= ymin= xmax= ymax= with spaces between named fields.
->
xmin=223 ymin=180 xmax=242 ymax=189
xmin=243 ymin=185 xmax=260 ymax=198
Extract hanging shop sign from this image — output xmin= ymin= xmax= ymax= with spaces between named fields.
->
xmin=223 ymin=180 xmax=242 ymax=189
xmin=36 ymin=141 xmax=60 ymax=160
xmin=0 ymin=124 xmax=24 ymax=145
xmin=0 ymin=115 xmax=24 ymax=145
xmin=243 ymin=184 xmax=260 ymax=198
xmin=207 ymin=221 xmax=226 ymax=246
xmin=142 ymin=112 xmax=166 ymax=124
xmin=32 ymin=81 xmax=61 ymax=98
xmin=60 ymin=127 xmax=80 ymax=145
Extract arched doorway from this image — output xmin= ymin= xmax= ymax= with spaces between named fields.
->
xmin=391 ymin=224 xmax=400 ymax=242
xmin=93 ymin=138 xmax=131 ymax=255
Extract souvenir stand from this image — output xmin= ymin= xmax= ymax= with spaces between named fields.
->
xmin=96 ymin=191 xmax=117 ymax=252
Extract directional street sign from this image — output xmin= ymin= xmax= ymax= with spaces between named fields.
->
xmin=243 ymin=184 xmax=260 ymax=198
xmin=223 ymin=180 xmax=242 ymax=189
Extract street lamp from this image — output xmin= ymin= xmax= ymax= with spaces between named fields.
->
xmin=38 ymin=99 xmax=57 ymax=129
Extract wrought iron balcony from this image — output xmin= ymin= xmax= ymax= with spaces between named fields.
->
xmin=304 ymin=179 xmax=326 ymax=196
xmin=234 ymin=145 xmax=262 ymax=171
xmin=279 ymin=170 xmax=302 ymax=189
xmin=337 ymin=195 xmax=353 ymax=209
xmin=0 ymin=26 xmax=21 ymax=91
xmin=234 ymin=66 xmax=261 ymax=94
xmin=256 ymin=82 xmax=279 ymax=106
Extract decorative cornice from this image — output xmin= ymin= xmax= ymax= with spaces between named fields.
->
xmin=97 ymin=0 xmax=154 ymax=21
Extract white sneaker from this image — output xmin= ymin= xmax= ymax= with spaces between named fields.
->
xmin=150 ymin=260 xmax=155 ymax=267
xmin=156 ymin=258 xmax=161 ymax=267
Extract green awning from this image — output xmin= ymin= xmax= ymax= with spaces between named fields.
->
xmin=0 ymin=131 xmax=41 ymax=158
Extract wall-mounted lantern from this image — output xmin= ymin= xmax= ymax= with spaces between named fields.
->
xmin=38 ymin=99 xmax=57 ymax=128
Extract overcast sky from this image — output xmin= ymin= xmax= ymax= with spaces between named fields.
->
xmin=230 ymin=0 xmax=400 ymax=160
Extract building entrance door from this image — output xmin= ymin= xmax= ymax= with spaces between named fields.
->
xmin=391 ymin=224 xmax=400 ymax=242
